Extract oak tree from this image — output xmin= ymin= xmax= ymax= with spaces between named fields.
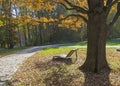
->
xmin=1 ymin=0 xmax=120 ymax=73
xmin=56 ymin=0 xmax=120 ymax=73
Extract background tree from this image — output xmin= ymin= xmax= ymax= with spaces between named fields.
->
xmin=0 ymin=0 xmax=18 ymax=49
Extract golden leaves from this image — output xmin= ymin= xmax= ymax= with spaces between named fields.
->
xmin=14 ymin=14 xmax=58 ymax=26
xmin=12 ymin=0 xmax=55 ymax=11
xmin=0 ymin=20 xmax=3 ymax=26
xmin=39 ymin=17 xmax=58 ymax=23
xmin=59 ymin=14 xmax=64 ymax=19
xmin=0 ymin=0 xmax=85 ymax=30
xmin=39 ymin=17 xmax=48 ymax=22
xmin=15 ymin=15 xmax=39 ymax=26
xmin=0 ymin=0 xmax=2 ymax=3
xmin=59 ymin=16 xmax=83 ymax=30
xmin=41 ymin=1 xmax=55 ymax=11
xmin=76 ymin=0 xmax=88 ymax=7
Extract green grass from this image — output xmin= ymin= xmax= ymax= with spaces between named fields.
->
xmin=9 ymin=47 xmax=120 ymax=86
xmin=0 ymin=38 xmax=119 ymax=58
xmin=67 ymin=39 xmax=120 ymax=46
xmin=106 ymin=39 xmax=120 ymax=46
xmin=69 ymin=41 xmax=87 ymax=46
xmin=0 ymin=47 xmax=29 ymax=58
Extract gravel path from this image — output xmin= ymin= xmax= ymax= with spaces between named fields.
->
xmin=0 ymin=44 xmax=119 ymax=86
xmin=0 ymin=45 xmax=61 ymax=86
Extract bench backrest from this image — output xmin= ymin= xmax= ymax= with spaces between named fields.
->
xmin=66 ymin=49 xmax=78 ymax=57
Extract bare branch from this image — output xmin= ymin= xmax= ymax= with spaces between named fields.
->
xmin=60 ymin=3 xmax=75 ymax=10
xmin=108 ymin=0 xmax=119 ymax=7
xmin=106 ymin=0 xmax=113 ymax=6
xmin=106 ymin=0 xmax=118 ymax=8
xmin=108 ymin=2 xmax=120 ymax=27
xmin=106 ymin=0 xmax=118 ymax=16
xmin=109 ymin=11 xmax=120 ymax=27
xmin=63 ymin=0 xmax=88 ymax=14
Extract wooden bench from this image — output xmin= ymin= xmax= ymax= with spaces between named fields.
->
xmin=116 ymin=49 xmax=120 ymax=52
xmin=52 ymin=48 xmax=78 ymax=64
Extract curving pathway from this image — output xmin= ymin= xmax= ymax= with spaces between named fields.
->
xmin=0 ymin=45 xmax=61 ymax=86
xmin=0 ymin=44 xmax=119 ymax=86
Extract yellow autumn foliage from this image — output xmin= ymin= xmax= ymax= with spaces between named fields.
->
xmin=59 ymin=16 xmax=83 ymax=30
xmin=39 ymin=17 xmax=49 ymax=23
xmin=1 ymin=0 xmax=119 ymax=30
xmin=0 ymin=20 xmax=3 ymax=26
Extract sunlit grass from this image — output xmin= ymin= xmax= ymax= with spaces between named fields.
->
xmin=0 ymin=38 xmax=119 ymax=58
xmin=9 ymin=47 xmax=120 ymax=86
xmin=69 ymin=39 xmax=120 ymax=46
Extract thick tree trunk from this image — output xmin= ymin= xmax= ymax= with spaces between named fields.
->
xmin=80 ymin=13 xmax=110 ymax=73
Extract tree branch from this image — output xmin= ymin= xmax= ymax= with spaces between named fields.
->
xmin=60 ymin=3 xmax=75 ymax=10
xmin=107 ymin=0 xmax=119 ymax=8
xmin=61 ymin=14 xmax=88 ymax=23
xmin=106 ymin=0 xmax=118 ymax=8
xmin=63 ymin=0 xmax=88 ymax=14
xmin=109 ymin=11 xmax=120 ymax=27
xmin=108 ymin=2 xmax=120 ymax=27
xmin=106 ymin=0 xmax=113 ymax=6
xmin=106 ymin=0 xmax=118 ymax=16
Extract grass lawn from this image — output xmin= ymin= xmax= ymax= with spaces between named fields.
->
xmin=0 ymin=38 xmax=119 ymax=58
xmin=9 ymin=47 xmax=120 ymax=86
xmin=0 ymin=47 xmax=29 ymax=58
xmin=69 ymin=39 xmax=120 ymax=46
xmin=107 ymin=39 xmax=120 ymax=46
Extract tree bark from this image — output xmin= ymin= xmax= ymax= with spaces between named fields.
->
xmin=23 ymin=26 xmax=28 ymax=46
xmin=27 ymin=24 xmax=31 ymax=46
xmin=80 ymin=12 xmax=110 ymax=73
xmin=18 ymin=28 xmax=22 ymax=47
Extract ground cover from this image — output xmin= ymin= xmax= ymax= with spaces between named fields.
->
xmin=9 ymin=48 xmax=120 ymax=86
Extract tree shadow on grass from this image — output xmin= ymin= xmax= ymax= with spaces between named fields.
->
xmin=83 ymin=69 xmax=112 ymax=86
xmin=44 ymin=66 xmax=75 ymax=86
xmin=35 ymin=59 xmax=112 ymax=86
xmin=35 ymin=59 xmax=83 ymax=86
xmin=35 ymin=58 xmax=73 ymax=70
xmin=42 ymin=63 xmax=83 ymax=86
